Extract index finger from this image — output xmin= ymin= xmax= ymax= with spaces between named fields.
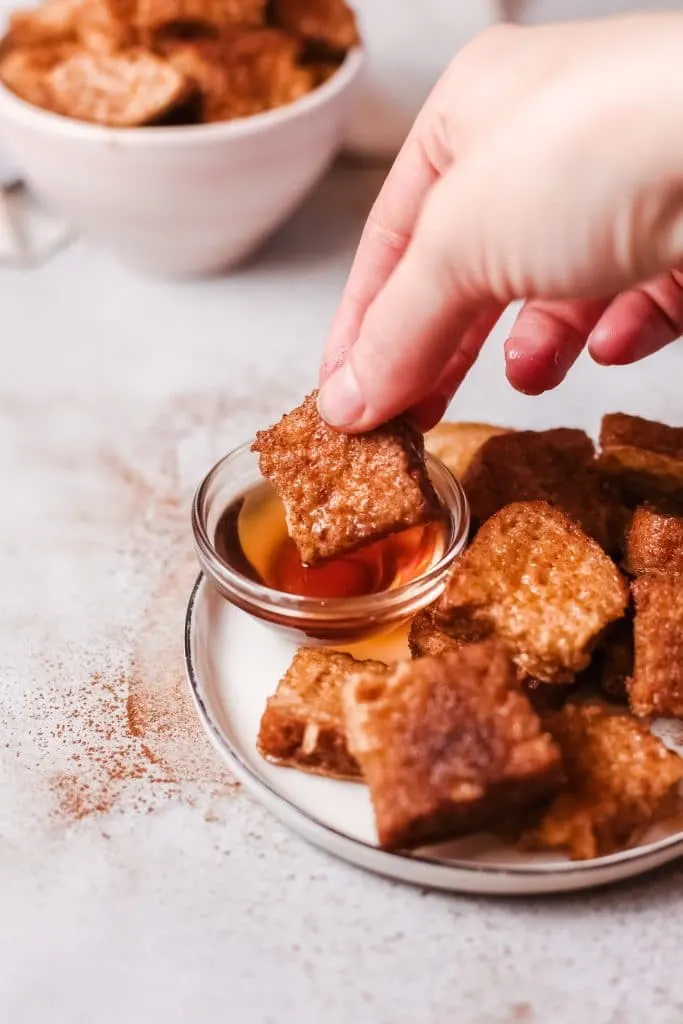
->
xmin=319 ymin=117 xmax=447 ymax=383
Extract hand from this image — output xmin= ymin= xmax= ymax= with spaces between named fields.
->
xmin=317 ymin=15 xmax=683 ymax=431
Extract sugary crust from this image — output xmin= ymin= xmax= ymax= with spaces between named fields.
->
xmin=630 ymin=575 xmax=683 ymax=718
xmin=522 ymin=702 xmax=683 ymax=860
xmin=252 ymin=391 xmax=442 ymax=565
xmin=343 ymin=641 xmax=562 ymax=851
xmin=462 ymin=428 xmax=625 ymax=552
xmin=624 ymin=505 xmax=683 ymax=576
xmin=257 ymin=648 xmax=389 ymax=780
xmin=437 ymin=502 xmax=628 ymax=684
xmin=424 ymin=422 xmax=512 ymax=482
xmin=598 ymin=413 xmax=683 ymax=501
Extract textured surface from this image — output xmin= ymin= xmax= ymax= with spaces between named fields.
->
xmin=438 ymin=502 xmax=628 ymax=683
xmin=462 ymin=427 xmax=625 ymax=552
xmin=523 ymin=703 xmax=683 ymax=861
xmin=344 ymin=642 xmax=562 ymax=850
xmin=631 ymin=575 xmax=683 ymax=718
xmin=257 ymin=647 xmax=387 ymax=779
xmin=625 ymin=505 xmax=683 ymax=577
xmin=3 ymin=162 xmax=683 ymax=1023
xmin=252 ymin=390 xmax=440 ymax=564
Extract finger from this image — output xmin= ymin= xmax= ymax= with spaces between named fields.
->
xmin=318 ymin=163 xmax=492 ymax=431
xmin=319 ymin=110 xmax=454 ymax=384
xmin=588 ymin=271 xmax=683 ymax=365
xmin=504 ymin=298 xmax=610 ymax=394
xmin=410 ymin=304 xmax=504 ymax=429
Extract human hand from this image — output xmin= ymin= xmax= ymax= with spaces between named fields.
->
xmin=317 ymin=15 xmax=683 ymax=431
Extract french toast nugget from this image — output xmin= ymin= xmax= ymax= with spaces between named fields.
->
xmin=522 ymin=703 xmax=683 ymax=860
xmin=408 ymin=607 xmax=572 ymax=712
xmin=343 ymin=641 xmax=563 ymax=851
xmin=257 ymin=648 xmax=388 ymax=780
xmin=270 ymin=0 xmax=358 ymax=52
xmin=624 ymin=504 xmax=683 ymax=577
xmin=408 ymin=606 xmax=462 ymax=659
xmin=629 ymin=575 xmax=683 ymax=718
xmin=164 ymin=30 xmax=309 ymax=121
xmin=46 ymin=49 xmax=189 ymax=125
xmin=598 ymin=413 xmax=683 ymax=501
xmin=438 ymin=502 xmax=628 ymax=684
xmin=462 ymin=427 xmax=625 ymax=551
xmin=252 ymin=391 xmax=441 ymax=565
xmin=424 ymin=422 xmax=512 ymax=482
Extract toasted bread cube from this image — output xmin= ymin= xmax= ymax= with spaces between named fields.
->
xmin=462 ymin=428 xmax=625 ymax=552
xmin=629 ymin=575 xmax=683 ymax=718
xmin=438 ymin=502 xmax=628 ymax=684
xmin=598 ymin=413 xmax=683 ymax=502
xmin=45 ymin=49 xmax=189 ymax=125
xmin=257 ymin=648 xmax=388 ymax=780
xmin=163 ymin=30 xmax=308 ymax=121
xmin=624 ymin=504 xmax=683 ymax=577
xmin=270 ymin=0 xmax=358 ymax=52
xmin=425 ymin=422 xmax=512 ymax=482
xmin=522 ymin=703 xmax=683 ymax=860
xmin=252 ymin=392 xmax=441 ymax=565
xmin=343 ymin=641 xmax=563 ymax=850
xmin=408 ymin=606 xmax=462 ymax=659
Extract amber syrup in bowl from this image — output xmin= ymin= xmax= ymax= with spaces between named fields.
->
xmin=192 ymin=442 xmax=470 ymax=645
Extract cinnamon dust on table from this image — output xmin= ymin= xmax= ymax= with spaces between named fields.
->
xmin=9 ymin=382 xmax=298 ymax=826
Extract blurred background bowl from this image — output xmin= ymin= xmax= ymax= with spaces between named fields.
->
xmin=0 ymin=46 xmax=363 ymax=277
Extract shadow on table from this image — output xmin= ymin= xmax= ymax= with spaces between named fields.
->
xmin=253 ymin=157 xmax=390 ymax=269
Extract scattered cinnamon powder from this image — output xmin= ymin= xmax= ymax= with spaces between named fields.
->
xmin=7 ymin=382 xmax=299 ymax=825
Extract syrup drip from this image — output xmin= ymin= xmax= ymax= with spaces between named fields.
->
xmin=214 ymin=482 xmax=446 ymax=600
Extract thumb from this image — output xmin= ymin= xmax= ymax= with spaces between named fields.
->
xmin=317 ymin=164 xmax=493 ymax=432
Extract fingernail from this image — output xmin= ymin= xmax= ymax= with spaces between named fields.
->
xmin=317 ymin=361 xmax=365 ymax=428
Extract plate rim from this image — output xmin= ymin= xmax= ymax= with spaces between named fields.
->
xmin=184 ymin=573 xmax=683 ymax=894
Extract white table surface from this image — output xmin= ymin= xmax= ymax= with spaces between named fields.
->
xmin=3 ymin=162 xmax=683 ymax=1024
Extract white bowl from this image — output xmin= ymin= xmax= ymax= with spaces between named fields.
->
xmin=0 ymin=47 xmax=363 ymax=276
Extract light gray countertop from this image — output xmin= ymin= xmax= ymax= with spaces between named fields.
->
xmin=2 ymin=162 xmax=683 ymax=1024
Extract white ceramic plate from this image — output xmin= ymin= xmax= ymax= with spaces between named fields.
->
xmin=185 ymin=574 xmax=683 ymax=895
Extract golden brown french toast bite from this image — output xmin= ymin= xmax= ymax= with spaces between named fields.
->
xmin=437 ymin=502 xmax=628 ymax=684
xmin=257 ymin=648 xmax=389 ymax=780
xmin=624 ymin=504 xmax=683 ymax=577
xmin=424 ymin=421 xmax=511 ymax=482
xmin=462 ymin=427 xmax=625 ymax=552
xmin=598 ymin=413 xmax=683 ymax=502
xmin=252 ymin=392 xmax=441 ymax=565
xmin=629 ymin=574 xmax=683 ymax=719
xmin=343 ymin=641 xmax=563 ymax=851
xmin=522 ymin=702 xmax=683 ymax=860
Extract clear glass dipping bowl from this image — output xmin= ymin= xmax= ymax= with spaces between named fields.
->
xmin=192 ymin=441 xmax=470 ymax=646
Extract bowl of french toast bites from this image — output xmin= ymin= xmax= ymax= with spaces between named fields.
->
xmin=0 ymin=0 xmax=363 ymax=275
xmin=191 ymin=397 xmax=683 ymax=884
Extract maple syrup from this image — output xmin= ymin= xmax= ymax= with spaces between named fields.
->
xmin=214 ymin=481 xmax=447 ymax=600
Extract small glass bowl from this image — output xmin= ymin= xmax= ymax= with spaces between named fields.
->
xmin=192 ymin=441 xmax=470 ymax=646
